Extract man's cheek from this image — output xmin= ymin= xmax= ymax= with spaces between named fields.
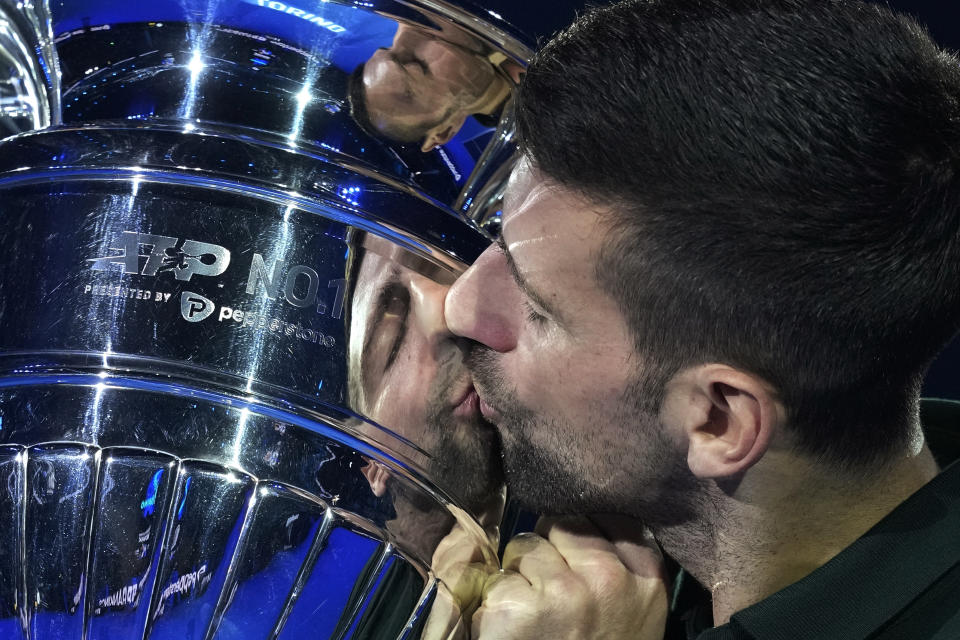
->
xmin=522 ymin=356 xmax=574 ymax=405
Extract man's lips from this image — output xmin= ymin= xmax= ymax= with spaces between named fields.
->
xmin=452 ymin=386 xmax=480 ymax=418
xmin=452 ymin=384 xmax=500 ymax=424
xmin=478 ymin=397 xmax=499 ymax=422
xmin=474 ymin=387 xmax=500 ymax=424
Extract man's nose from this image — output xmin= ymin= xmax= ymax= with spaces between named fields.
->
xmin=407 ymin=274 xmax=453 ymax=353
xmin=444 ymin=244 xmax=520 ymax=352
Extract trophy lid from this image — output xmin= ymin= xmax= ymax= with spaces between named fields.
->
xmin=51 ymin=0 xmax=531 ymax=225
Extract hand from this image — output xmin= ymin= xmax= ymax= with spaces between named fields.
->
xmin=471 ymin=515 xmax=668 ymax=640
xmin=422 ymin=512 xmax=500 ymax=640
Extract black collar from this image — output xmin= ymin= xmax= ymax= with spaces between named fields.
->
xmin=725 ymin=460 xmax=960 ymax=639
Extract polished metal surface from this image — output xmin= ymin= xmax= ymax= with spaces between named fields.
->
xmin=51 ymin=0 xmax=527 ymax=218
xmin=0 ymin=0 xmax=528 ymax=637
xmin=0 ymin=0 xmax=59 ymax=135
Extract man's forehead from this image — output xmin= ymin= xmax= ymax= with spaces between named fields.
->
xmin=498 ymin=160 xmax=629 ymax=334
xmin=502 ymin=158 xmax=555 ymax=216
xmin=500 ymin=159 xmax=613 ymax=300
xmin=502 ymin=159 xmax=606 ymax=236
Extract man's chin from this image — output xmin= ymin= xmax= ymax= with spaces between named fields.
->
xmin=429 ymin=412 xmax=506 ymax=516
xmin=498 ymin=438 xmax=593 ymax=514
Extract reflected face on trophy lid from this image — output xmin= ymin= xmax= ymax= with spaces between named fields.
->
xmin=347 ymin=233 xmax=505 ymax=524
xmin=349 ymin=16 xmax=521 ymax=151
xmin=51 ymin=0 xmax=530 ymax=211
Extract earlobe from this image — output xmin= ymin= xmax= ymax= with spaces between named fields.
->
xmin=420 ymin=114 xmax=468 ymax=152
xmin=361 ymin=459 xmax=390 ymax=497
xmin=665 ymin=366 xmax=780 ymax=480
xmin=419 ymin=134 xmax=442 ymax=153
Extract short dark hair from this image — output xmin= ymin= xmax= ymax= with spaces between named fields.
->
xmin=517 ymin=0 xmax=960 ymax=467
xmin=347 ymin=64 xmax=380 ymax=138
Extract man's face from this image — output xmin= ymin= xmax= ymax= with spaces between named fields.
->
xmin=362 ymin=27 xmax=498 ymax=145
xmin=348 ymin=238 xmax=503 ymax=515
xmin=363 ymin=47 xmax=454 ymax=132
xmin=445 ymin=160 xmax=690 ymax=519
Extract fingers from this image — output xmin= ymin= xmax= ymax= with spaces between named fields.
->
xmin=530 ymin=515 xmax=668 ymax=630
xmin=501 ymin=532 xmax=567 ymax=588
xmin=481 ymin=569 xmax=531 ymax=599
xmin=443 ymin=515 xmax=670 ymax=640
xmin=587 ymin=515 xmax=666 ymax=580
xmin=472 ymin=571 xmax=542 ymax=640
xmin=431 ymin=521 xmax=500 ymax=618
xmin=535 ymin=516 xmax=635 ymax=583
xmin=420 ymin=583 xmax=470 ymax=640
xmin=534 ymin=515 xmax=615 ymax=557
xmin=472 ymin=523 xmax=669 ymax=640
xmin=535 ymin=515 xmax=665 ymax=581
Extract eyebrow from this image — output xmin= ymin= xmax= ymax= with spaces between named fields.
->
xmin=496 ymin=236 xmax=562 ymax=321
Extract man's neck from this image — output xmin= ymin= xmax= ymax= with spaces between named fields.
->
xmin=656 ymin=442 xmax=939 ymax=626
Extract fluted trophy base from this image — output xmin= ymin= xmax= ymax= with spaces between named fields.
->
xmin=0 ymin=355 xmax=454 ymax=640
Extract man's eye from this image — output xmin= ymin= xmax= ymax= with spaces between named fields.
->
xmin=383 ymin=288 xmax=409 ymax=369
xmin=523 ymin=299 xmax=548 ymax=326
xmin=383 ymin=288 xmax=407 ymax=318
xmin=368 ymin=282 xmax=410 ymax=376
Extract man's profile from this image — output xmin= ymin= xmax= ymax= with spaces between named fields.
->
xmin=443 ymin=0 xmax=960 ymax=637
xmin=345 ymin=232 xmax=503 ymax=523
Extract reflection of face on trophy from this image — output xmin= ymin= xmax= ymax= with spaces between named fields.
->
xmin=346 ymin=233 xmax=506 ymax=536
xmin=349 ymin=22 xmax=519 ymax=151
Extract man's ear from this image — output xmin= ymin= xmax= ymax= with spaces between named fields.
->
xmin=660 ymin=364 xmax=784 ymax=480
xmin=361 ymin=458 xmax=390 ymax=497
xmin=420 ymin=113 xmax=467 ymax=152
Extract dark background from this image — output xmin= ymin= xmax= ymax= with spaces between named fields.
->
xmin=489 ymin=0 xmax=960 ymax=50
xmin=484 ymin=0 xmax=960 ymax=399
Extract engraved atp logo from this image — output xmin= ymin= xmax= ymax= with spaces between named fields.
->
xmin=180 ymin=292 xmax=216 ymax=322
xmin=87 ymin=231 xmax=231 ymax=282
xmin=85 ymin=230 xmax=342 ymax=351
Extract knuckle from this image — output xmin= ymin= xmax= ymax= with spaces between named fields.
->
xmin=505 ymin=532 xmax=543 ymax=551
xmin=633 ymin=575 xmax=669 ymax=610
xmin=592 ymin=562 xmax=632 ymax=593
xmin=572 ymin=553 xmax=632 ymax=592
xmin=478 ymin=592 xmax=540 ymax=631
xmin=542 ymin=572 xmax=590 ymax=604
xmin=501 ymin=533 xmax=546 ymax=569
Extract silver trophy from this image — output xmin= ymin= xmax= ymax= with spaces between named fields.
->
xmin=0 ymin=0 xmax=528 ymax=637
